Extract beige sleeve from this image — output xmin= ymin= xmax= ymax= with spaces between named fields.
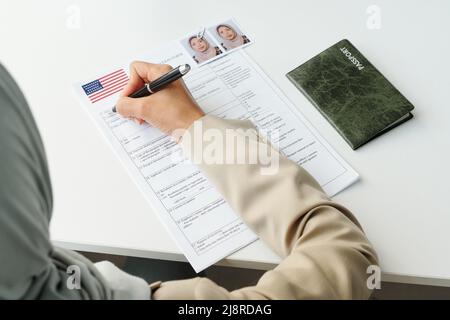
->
xmin=153 ymin=115 xmax=378 ymax=300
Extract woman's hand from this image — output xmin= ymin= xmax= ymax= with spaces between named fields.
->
xmin=115 ymin=61 xmax=205 ymax=137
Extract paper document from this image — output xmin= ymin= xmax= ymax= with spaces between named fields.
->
xmin=73 ymin=36 xmax=358 ymax=272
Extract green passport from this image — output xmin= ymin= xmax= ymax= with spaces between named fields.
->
xmin=286 ymin=39 xmax=414 ymax=150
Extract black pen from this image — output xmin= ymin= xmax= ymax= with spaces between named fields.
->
xmin=112 ymin=64 xmax=191 ymax=112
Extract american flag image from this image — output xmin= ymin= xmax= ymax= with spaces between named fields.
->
xmin=82 ymin=69 xmax=128 ymax=104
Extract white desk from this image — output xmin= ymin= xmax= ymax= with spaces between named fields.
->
xmin=1 ymin=0 xmax=449 ymax=286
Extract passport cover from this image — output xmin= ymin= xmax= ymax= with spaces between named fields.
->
xmin=286 ymin=39 xmax=414 ymax=149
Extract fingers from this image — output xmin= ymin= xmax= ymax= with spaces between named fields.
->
xmin=130 ymin=61 xmax=173 ymax=83
xmin=120 ymin=61 xmax=146 ymax=97
xmin=120 ymin=77 xmax=143 ymax=98
xmin=115 ymin=96 xmax=146 ymax=119
xmin=131 ymin=117 xmax=145 ymax=125
xmin=120 ymin=61 xmax=172 ymax=97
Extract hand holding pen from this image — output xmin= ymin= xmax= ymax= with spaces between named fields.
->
xmin=115 ymin=62 xmax=204 ymax=137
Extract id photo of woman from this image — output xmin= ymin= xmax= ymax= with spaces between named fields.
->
xmin=182 ymin=33 xmax=223 ymax=64
xmin=211 ymin=20 xmax=251 ymax=51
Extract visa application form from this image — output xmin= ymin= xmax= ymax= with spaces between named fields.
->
xmin=73 ymin=42 xmax=359 ymax=272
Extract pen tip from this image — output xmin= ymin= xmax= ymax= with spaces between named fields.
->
xmin=112 ymin=106 xmax=117 ymax=113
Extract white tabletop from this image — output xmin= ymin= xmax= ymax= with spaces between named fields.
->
xmin=1 ymin=0 xmax=449 ymax=286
